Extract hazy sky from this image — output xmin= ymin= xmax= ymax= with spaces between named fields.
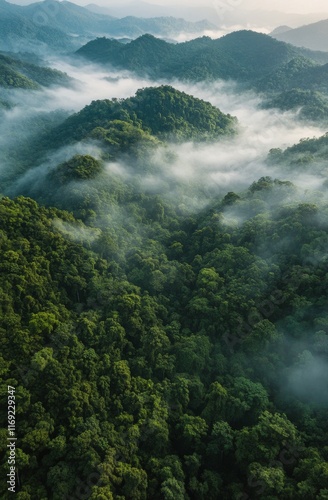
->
xmin=80 ymin=0 xmax=326 ymax=13
xmin=8 ymin=0 xmax=328 ymax=13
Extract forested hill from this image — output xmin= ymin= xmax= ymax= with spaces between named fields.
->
xmin=0 ymin=0 xmax=217 ymax=53
xmin=0 ymin=1 xmax=75 ymax=53
xmin=76 ymin=30 xmax=328 ymax=82
xmin=0 ymin=53 xmax=72 ymax=89
xmin=1 ymin=5 xmax=328 ymax=497
xmin=40 ymin=85 xmax=237 ymax=152
xmin=268 ymin=132 xmax=328 ymax=170
xmin=256 ymin=56 xmax=328 ymax=94
xmin=76 ymin=32 xmax=328 ymax=126
xmin=262 ymin=89 xmax=328 ymax=122
xmin=1 ymin=175 xmax=328 ymax=498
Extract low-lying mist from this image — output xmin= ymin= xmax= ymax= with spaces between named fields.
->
xmin=1 ymin=57 xmax=327 ymax=206
xmin=2 ymin=54 xmax=328 ymax=415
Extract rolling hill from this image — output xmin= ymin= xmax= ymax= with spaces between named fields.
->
xmin=99 ymin=16 xmax=217 ymax=38
xmin=0 ymin=0 xmax=218 ymax=53
xmin=23 ymin=0 xmax=116 ymax=35
xmin=41 ymin=85 xmax=237 ymax=154
xmin=256 ymin=56 xmax=328 ymax=94
xmin=268 ymin=132 xmax=328 ymax=170
xmin=270 ymin=25 xmax=292 ymax=36
xmin=76 ymin=30 xmax=328 ymax=83
xmin=76 ymin=31 xmax=328 ymax=126
xmin=0 ymin=3 xmax=75 ymax=53
xmin=262 ymin=89 xmax=328 ymax=123
xmin=4 ymin=85 xmax=236 ymax=182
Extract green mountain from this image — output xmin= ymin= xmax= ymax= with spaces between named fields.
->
xmin=262 ymin=89 xmax=328 ymax=123
xmin=256 ymin=56 xmax=328 ymax=94
xmin=77 ymin=31 xmax=328 ymax=125
xmin=0 ymin=1 xmax=75 ymax=53
xmin=76 ymin=29 xmax=328 ymax=132
xmin=76 ymin=30 xmax=328 ymax=82
xmin=0 ymin=0 xmax=217 ymax=53
xmin=268 ymin=132 xmax=328 ymax=171
xmin=0 ymin=58 xmax=38 ymax=89
xmin=2 ymin=11 xmax=328 ymax=499
xmin=0 ymin=52 xmax=72 ymax=89
xmin=43 ymin=85 xmax=237 ymax=151
xmin=21 ymin=0 xmax=216 ymax=37
xmin=23 ymin=0 xmax=116 ymax=35
xmin=0 ymin=86 xmax=236 ymax=190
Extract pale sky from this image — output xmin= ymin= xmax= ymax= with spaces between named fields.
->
xmin=101 ymin=1 xmax=324 ymax=14
xmin=8 ymin=0 xmax=328 ymax=13
xmin=80 ymin=0 xmax=327 ymax=13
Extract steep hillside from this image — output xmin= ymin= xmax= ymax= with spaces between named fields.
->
xmin=0 ymin=1 xmax=75 ymax=53
xmin=0 ymin=52 xmax=71 ymax=89
xmin=262 ymin=89 xmax=328 ymax=123
xmin=0 ymin=59 xmax=38 ymax=89
xmin=256 ymin=56 xmax=328 ymax=94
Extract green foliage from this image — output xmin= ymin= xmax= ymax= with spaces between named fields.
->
xmin=129 ymin=86 xmax=236 ymax=140
xmin=1 ymin=38 xmax=328 ymax=496
xmin=263 ymin=88 xmax=328 ymax=122
xmin=0 ymin=60 xmax=38 ymax=89
xmin=268 ymin=132 xmax=328 ymax=170
xmin=0 ymin=177 xmax=328 ymax=498
xmin=75 ymin=32 xmax=328 ymax=130
xmin=0 ymin=53 xmax=71 ymax=90
xmin=45 ymin=86 xmax=236 ymax=155
xmin=77 ymin=30 xmax=326 ymax=84
xmin=51 ymin=155 xmax=103 ymax=184
xmin=0 ymin=0 xmax=216 ymax=52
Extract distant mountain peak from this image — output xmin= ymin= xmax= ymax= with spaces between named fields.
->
xmin=272 ymin=18 xmax=328 ymax=52
xmin=270 ymin=25 xmax=293 ymax=36
xmin=77 ymin=30 xmax=328 ymax=87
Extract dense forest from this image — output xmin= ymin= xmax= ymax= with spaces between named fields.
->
xmin=76 ymin=31 xmax=328 ymax=80
xmin=77 ymin=32 xmax=328 ymax=125
xmin=0 ymin=53 xmax=71 ymax=89
xmin=1 ymin=176 xmax=328 ymax=499
xmin=43 ymin=86 xmax=237 ymax=147
xmin=1 ymin=4 xmax=328 ymax=498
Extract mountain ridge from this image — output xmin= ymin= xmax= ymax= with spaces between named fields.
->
xmin=39 ymin=85 xmax=237 ymax=158
xmin=272 ymin=18 xmax=328 ymax=52
xmin=76 ymin=30 xmax=328 ymax=83
xmin=0 ymin=0 xmax=218 ymax=52
xmin=0 ymin=51 xmax=72 ymax=89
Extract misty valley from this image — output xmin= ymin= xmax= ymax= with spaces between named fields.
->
xmin=1 ymin=1 xmax=328 ymax=499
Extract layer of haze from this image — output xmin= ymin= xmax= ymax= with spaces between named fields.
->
xmin=7 ymin=0 xmax=328 ymax=30
xmin=2 ymin=58 xmax=327 ymax=204
xmin=7 ymin=0 xmax=328 ymax=14
xmin=2 ymin=56 xmax=328 ymax=407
